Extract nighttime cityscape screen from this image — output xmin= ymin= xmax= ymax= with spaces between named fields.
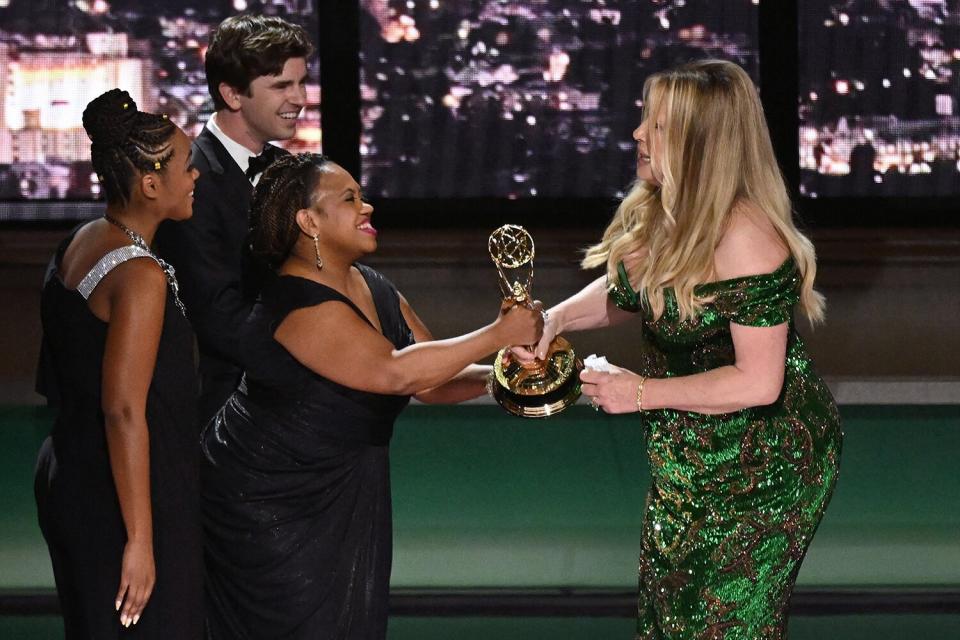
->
xmin=359 ymin=0 xmax=759 ymax=199
xmin=2 ymin=0 xmax=958 ymax=221
xmin=0 ymin=0 xmax=318 ymax=218
xmin=799 ymin=0 xmax=960 ymax=197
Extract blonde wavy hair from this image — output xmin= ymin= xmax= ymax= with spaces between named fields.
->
xmin=582 ymin=59 xmax=824 ymax=323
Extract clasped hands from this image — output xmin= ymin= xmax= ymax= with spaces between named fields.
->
xmin=496 ymin=297 xmax=546 ymax=349
xmin=507 ymin=314 xmax=644 ymax=414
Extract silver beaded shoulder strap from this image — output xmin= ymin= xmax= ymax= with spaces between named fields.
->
xmin=76 ymin=245 xmax=160 ymax=300
xmin=94 ymin=216 xmax=188 ymax=316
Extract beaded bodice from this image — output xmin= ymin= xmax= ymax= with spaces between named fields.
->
xmin=76 ymin=245 xmax=157 ymax=300
xmin=607 ymin=257 xmax=802 ymax=377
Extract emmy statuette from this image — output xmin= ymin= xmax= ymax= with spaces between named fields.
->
xmin=488 ymin=224 xmax=583 ymax=418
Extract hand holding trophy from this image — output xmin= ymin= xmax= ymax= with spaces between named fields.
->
xmin=488 ymin=224 xmax=583 ymax=418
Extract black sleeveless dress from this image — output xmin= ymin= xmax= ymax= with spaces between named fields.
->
xmin=201 ymin=267 xmax=414 ymax=639
xmin=34 ymin=231 xmax=203 ymax=638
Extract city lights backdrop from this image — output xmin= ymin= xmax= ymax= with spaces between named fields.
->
xmin=359 ymin=0 xmax=758 ymax=198
xmin=1 ymin=0 xmax=959 ymax=221
xmin=0 ymin=0 xmax=318 ymax=216
xmin=799 ymin=0 xmax=960 ymax=197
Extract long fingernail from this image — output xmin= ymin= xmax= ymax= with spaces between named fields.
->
xmin=120 ymin=615 xmax=127 ymax=626
xmin=115 ymin=599 xmax=121 ymax=611
xmin=133 ymin=614 xmax=140 ymax=625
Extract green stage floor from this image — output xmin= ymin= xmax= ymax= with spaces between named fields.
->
xmin=2 ymin=614 xmax=960 ymax=640
xmin=2 ymin=405 xmax=959 ymax=590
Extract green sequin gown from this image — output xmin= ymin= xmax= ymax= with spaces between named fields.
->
xmin=608 ymin=258 xmax=842 ymax=640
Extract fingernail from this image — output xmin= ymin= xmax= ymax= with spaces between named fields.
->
xmin=133 ymin=614 xmax=140 ymax=625
xmin=120 ymin=615 xmax=127 ymax=626
xmin=115 ymin=600 xmax=121 ymax=611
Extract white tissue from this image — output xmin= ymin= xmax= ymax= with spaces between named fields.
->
xmin=583 ymin=354 xmax=612 ymax=372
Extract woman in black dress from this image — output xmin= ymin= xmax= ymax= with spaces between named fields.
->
xmin=201 ymin=153 xmax=542 ymax=639
xmin=34 ymin=89 xmax=202 ymax=638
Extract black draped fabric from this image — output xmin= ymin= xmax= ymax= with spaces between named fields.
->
xmin=201 ymin=265 xmax=414 ymax=639
xmin=34 ymin=230 xmax=203 ymax=639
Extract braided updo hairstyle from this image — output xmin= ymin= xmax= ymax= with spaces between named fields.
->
xmin=82 ymin=89 xmax=177 ymax=206
xmin=248 ymin=153 xmax=332 ymax=270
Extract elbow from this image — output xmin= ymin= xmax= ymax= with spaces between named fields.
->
xmin=413 ymin=389 xmax=440 ymax=404
xmin=747 ymin=377 xmax=785 ymax=408
xmin=379 ymin=365 xmax=422 ymax=396
xmin=752 ymin=388 xmax=782 ymax=407
xmin=102 ymin=404 xmax=142 ymax=430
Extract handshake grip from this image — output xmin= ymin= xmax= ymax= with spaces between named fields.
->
xmin=495 ymin=297 xmax=545 ymax=349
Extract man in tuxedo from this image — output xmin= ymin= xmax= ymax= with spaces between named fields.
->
xmin=156 ymin=15 xmax=313 ymax=423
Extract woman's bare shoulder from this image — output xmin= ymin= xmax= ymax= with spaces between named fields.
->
xmin=713 ymin=201 xmax=790 ymax=281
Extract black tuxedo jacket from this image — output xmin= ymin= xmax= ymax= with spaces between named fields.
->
xmin=155 ymin=125 xmax=282 ymax=423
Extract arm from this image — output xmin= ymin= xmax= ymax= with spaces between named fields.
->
xmin=275 ymin=299 xmax=542 ymax=397
xmin=583 ymin=214 xmax=791 ymax=415
xmin=413 ymin=364 xmax=492 ymax=404
xmin=398 ymin=294 xmax=492 ymax=404
xmin=517 ymin=275 xmax=636 ymax=360
xmin=96 ymin=259 xmax=167 ymax=627
xmin=581 ymin=321 xmax=788 ymax=415
xmin=643 ymin=323 xmax=787 ymax=413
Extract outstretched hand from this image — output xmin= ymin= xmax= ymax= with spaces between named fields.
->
xmin=580 ymin=365 xmax=644 ymax=414
xmin=507 ymin=307 xmax=557 ymax=363
xmin=494 ymin=298 xmax=544 ymax=349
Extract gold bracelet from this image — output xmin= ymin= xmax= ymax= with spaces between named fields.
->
xmin=635 ymin=376 xmax=647 ymax=413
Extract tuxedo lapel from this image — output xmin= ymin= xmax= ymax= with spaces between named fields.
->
xmin=192 ymin=126 xmax=252 ymax=221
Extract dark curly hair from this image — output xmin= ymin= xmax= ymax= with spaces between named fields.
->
xmin=206 ymin=15 xmax=314 ymax=111
xmin=82 ymin=89 xmax=177 ymax=206
xmin=248 ymin=153 xmax=331 ymax=271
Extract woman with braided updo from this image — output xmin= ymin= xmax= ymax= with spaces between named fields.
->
xmin=200 ymin=154 xmax=542 ymax=639
xmin=34 ymin=89 xmax=203 ymax=638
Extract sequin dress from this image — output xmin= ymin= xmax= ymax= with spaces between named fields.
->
xmin=608 ymin=257 xmax=842 ymax=640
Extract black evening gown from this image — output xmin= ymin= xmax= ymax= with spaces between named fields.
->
xmin=201 ymin=266 xmax=414 ymax=640
xmin=34 ymin=231 xmax=203 ymax=639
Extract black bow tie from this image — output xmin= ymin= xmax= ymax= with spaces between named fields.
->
xmin=246 ymin=146 xmax=280 ymax=181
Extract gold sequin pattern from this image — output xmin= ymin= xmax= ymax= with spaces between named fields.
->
xmin=610 ymin=258 xmax=843 ymax=639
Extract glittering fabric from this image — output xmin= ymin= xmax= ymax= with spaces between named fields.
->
xmin=76 ymin=243 xmax=187 ymax=316
xmin=608 ymin=257 xmax=842 ymax=640
xmin=76 ymin=245 xmax=154 ymax=299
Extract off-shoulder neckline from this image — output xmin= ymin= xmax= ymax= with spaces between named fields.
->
xmin=615 ymin=256 xmax=796 ymax=300
xmin=693 ymin=256 xmax=796 ymax=292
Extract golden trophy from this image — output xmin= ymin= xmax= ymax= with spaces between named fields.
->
xmin=488 ymin=224 xmax=583 ymax=418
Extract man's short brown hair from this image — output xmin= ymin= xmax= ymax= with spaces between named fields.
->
xmin=205 ymin=15 xmax=313 ymax=111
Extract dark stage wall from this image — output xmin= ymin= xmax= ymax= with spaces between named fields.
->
xmin=1 ymin=227 xmax=958 ymax=405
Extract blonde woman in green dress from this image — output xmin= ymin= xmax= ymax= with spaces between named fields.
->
xmin=515 ymin=60 xmax=842 ymax=639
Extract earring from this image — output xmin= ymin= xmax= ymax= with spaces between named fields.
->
xmin=312 ymin=235 xmax=323 ymax=271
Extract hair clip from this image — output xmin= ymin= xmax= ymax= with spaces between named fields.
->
xmin=122 ymin=103 xmax=129 ymax=109
xmin=162 ymin=113 xmax=169 ymax=120
xmin=154 ymin=161 xmax=162 ymax=170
